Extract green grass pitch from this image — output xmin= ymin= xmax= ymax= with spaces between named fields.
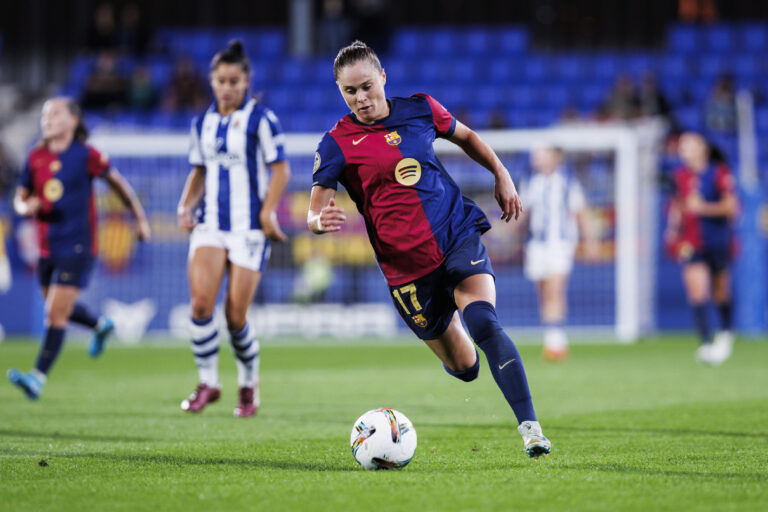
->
xmin=1 ymin=335 xmax=767 ymax=511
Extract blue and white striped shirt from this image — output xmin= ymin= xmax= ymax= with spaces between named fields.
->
xmin=189 ymin=98 xmax=286 ymax=232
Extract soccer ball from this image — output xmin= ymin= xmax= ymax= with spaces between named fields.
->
xmin=349 ymin=408 xmax=417 ymax=470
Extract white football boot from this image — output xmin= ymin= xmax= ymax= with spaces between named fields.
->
xmin=518 ymin=420 xmax=551 ymax=459
xmin=709 ymin=331 xmax=734 ymax=365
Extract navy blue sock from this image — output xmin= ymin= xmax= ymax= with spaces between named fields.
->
xmin=691 ymin=303 xmax=711 ymax=344
xmin=462 ymin=301 xmax=536 ymax=423
xmin=716 ymin=302 xmax=733 ymax=331
xmin=442 ymin=349 xmax=480 ymax=382
xmin=69 ymin=302 xmax=99 ymax=329
xmin=34 ymin=327 xmax=66 ymax=375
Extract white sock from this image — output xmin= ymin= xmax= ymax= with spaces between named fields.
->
xmin=230 ymin=323 xmax=260 ymax=388
xmin=544 ymin=326 xmax=568 ymax=350
xmin=190 ymin=316 xmax=220 ymax=387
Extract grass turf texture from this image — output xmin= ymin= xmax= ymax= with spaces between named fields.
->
xmin=1 ymin=336 xmax=766 ymax=511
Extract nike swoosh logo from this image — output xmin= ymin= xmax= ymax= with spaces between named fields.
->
xmin=352 ymin=135 xmax=369 ymax=145
xmin=498 ymin=359 xmax=516 ymax=370
xmin=470 ymin=259 xmax=485 ymax=265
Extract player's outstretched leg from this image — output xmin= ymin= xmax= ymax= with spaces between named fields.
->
xmin=691 ymin=302 xmax=716 ymax=364
xmin=7 ymin=326 xmax=66 ymax=400
xmin=88 ymin=316 xmax=115 ymax=358
xmin=181 ymin=315 xmax=221 ymax=412
xmin=229 ymin=322 xmax=260 ymax=418
xmin=463 ymin=301 xmax=551 ymax=458
xmin=68 ymin=302 xmax=114 ymax=358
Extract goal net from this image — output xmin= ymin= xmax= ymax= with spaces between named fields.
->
xmin=86 ymin=121 xmax=664 ymax=342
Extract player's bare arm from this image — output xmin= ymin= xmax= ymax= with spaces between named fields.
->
xmin=13 ymin=186 xmax=41 ymax=217
xmin=260 ymin=160 xmax=291 ymax=242
xmin=105 ymin=168 xmax=151 ymax=241
xmin=448 ymin=120 xmax=522 ymax=222
xmin=307 ymin=185 xmax=345 ymax=234
xmin=177 ymin=165 xmax=206 ymax=231
xmin=685 ymin=190 xmax=739 ymax=219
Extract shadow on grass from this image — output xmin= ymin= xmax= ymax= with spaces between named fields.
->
xmin=416 ymin=422 xmax=768 ymax=440
xmin=0 ymin=449 xmax=354 ymax=472
xmin=0 ymin=429 xmax=154 ymax=443
xmin=556 ymin=462 xmax=768 ymax=482
xmin=545 ymin=425 xmax=768 ymax=439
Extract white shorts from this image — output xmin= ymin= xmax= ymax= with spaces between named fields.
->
xmin=188 ymin=226 xmax=271 ymax=272
xmin=524 ymin=240 xmax=575 ymax=281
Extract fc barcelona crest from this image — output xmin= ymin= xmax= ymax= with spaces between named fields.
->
xmin=385 ymin=131 xmax=402 ymax=146
xmin=411 ymin=314 xmax=428 ymax=328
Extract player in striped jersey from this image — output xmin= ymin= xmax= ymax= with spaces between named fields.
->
xmin=519 ymin=145 xmax=596 ymax=361
xmin=177 ymin=41 xmax=290 ymax=417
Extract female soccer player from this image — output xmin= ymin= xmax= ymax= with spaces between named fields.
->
xmin=177 ymin=40 xmax=290 ymax=417
xmin=665 ymin=132 xmax=738 ymax=365
xmin=7 ymin=97 xmax=150 ymax=400
xmin=308 ymin=41 xmax=550 ymax=458
xmin=519 ymin=145 xmax=597 ymax=361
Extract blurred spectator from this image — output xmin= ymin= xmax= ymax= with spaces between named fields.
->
xmin=163 ymin=57 xmax=208 ymax=112
xmin=0 ymin=142 xmax=19 ymax=198
xmin=128 ymin=66 xmax=158 ymax=110
xmin=81 ymin=52 xmax=128 ymax=109
xmin=705 ymin=74 xmax=737 ymax=133
xmin=602 ymin=74 xmax=639 ymax=121
xmin=678 ymin=0 xmax=719 ymax=23
xmin=117 ymin=2 xmax=150 ymax=57
xmin=488 ymin=108 xmax=508 ymax=129
xmin=638 ymin=73 xmax=671 ymax=119
xmin=318 ymin=0 xmax=351 ymax=55
xmin=86 ymin=3 xmax=118 ymax=53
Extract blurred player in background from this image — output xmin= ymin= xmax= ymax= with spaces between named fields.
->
xmin=177 ymin=40 xmax=290 ymax=417
xmin=7 ymin=97 xmax=150 ymax=400
xmin=665 ymin=132 xmax=738 ymax=365
xmin=518 ymin=145 xmax=597 ymax=361
xmin=308 ymin=41 xmax=550 ymax=458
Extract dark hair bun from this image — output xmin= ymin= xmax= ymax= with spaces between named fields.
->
xmin=228 ymin=40 xmax=244 ymax=56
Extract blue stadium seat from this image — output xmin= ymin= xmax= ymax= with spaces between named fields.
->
xmin=659 ymin=55 xmax=690 ymax=79
xmin=731 ymin=55 xmax=760 ymax=79
xmin=741 ymin=23 xmax=768 ymax=51
xmin=575 ymin=84 xmax=606 ymax=110
xmin=462 ymin=28 xmax=491 ymax=55
xmin=553 ymin=55 xmax=592 ymax=80
xmin=278 ymin=60 xmax=306 ymax=84
xmin=507 ymin=84 xmax=537 ymax=108
xmin=494 ymin=27 xmax=529 ymax=54
xmin=621 ymin=54 xmax=655 ymax=77
xmin=451 ymin=59 xmax=479 ymax=83
xmin=489 ymin=59 xmax=517 ymax=83
xmin=674 ymin=107 xmax=703 ymax=131
xmin=706 ymin=25 xmax=734 ymax=52
xmin=431 ymin=28 xmax=457 ymax=56
xmin=592 ymin=54 xmax=619 ymax=80
xmin=258 ymin=30 xmax=287 ymax=58
xmin=667 ymin=24 xmax=700 ymax=52
xmin=391 ymin=28 xmax=428 ymax=56
xmin=755 ymin=107 xmax=768 ymax=133
xmin=523 ymin=57 xmax=548 ymax=81
xmin=697 ymin=55 xmax=730 ymax=77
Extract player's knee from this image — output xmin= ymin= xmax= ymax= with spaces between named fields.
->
xmin=191 ymin=296 xmax=214 ymax=320
xmin=443 ymin=350 xmax=480 ymax=382
xmin=462 ymin=301 xmax=502 ymax=342
xmin=46 ymin=309 xmax=69 ymax=329
xmin=224 ymin=308 xmax=247 ymax=332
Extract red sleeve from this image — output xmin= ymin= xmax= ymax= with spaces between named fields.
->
xmin=674 ymin=167 xmax=694 ymax=197
xmin=412 ymin=93 xmax=456 ymax=138
xmin=87 ymin=145 xmax=110 ymax=178
xmin=715 ymin=164 xmax=736 ymax=195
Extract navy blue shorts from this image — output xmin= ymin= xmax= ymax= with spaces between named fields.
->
xmin=687 ymin=246 xmax=731 ymax=274
xmin=388 ymin=232 xmax=494 ymax=340
xmin=38 ymin=256 xmax=94 ymax=289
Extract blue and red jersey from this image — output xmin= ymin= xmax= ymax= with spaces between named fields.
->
xmin=312 ymin=94 xmax=490 ymax=285
xmin=19 ymin=141 xmax=109 ymax=258
xmin=672 ymin=163 xmax=736 ymax=251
